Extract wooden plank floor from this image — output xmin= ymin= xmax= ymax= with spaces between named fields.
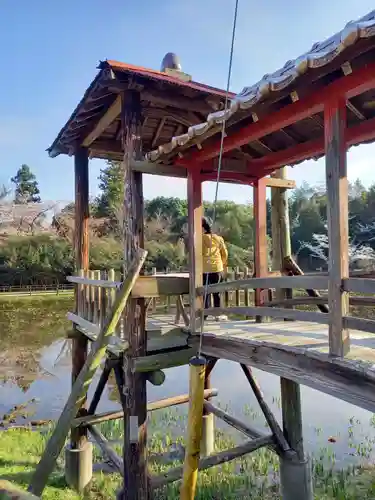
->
xmin=200 ymin=319 xmax=375 ymax=364
xmin=151 ymin=314 xmax=375 ymax=363
xmin=147 ymin=316 xmax=188 ymax=352
xmin=151 ymin=314 xmax=375 ymax=412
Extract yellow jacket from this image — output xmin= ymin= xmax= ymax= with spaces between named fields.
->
xmin=202 ymin=233 xmax=228 ymax=273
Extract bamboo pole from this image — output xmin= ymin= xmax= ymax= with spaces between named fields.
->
xmin=28 ymin=249 xmax=147 ymax=497
xmin=180 ymin=356 xmax=206 ymax=500
xmin=72 ymin=389 xmax=219 ymax=428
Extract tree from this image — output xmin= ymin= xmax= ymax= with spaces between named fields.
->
xmin=11 ymin=164 xmax=41 ymax=204
xmin=94 ymin=161 xmax=124 ymax=218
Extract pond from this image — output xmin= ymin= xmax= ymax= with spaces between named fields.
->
xmin=1 ymin=294 xmax=375 ymax=470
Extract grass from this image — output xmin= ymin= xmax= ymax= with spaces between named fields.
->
xmin=1 ymin=409 xmax=375 ymax=499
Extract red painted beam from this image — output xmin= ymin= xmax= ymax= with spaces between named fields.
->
xmin=245 ymin=115 xmax=375 ymax=177
xmin=177 ymin=62 xmax=375 ymax=165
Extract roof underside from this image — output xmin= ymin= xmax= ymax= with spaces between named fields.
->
xmin=144 ymin=9 xmax=375 ymax=180
xmin=47 ymin=60 xmax=237 ymax=164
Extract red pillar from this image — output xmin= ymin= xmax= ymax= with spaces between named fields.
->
xmin=253 ymin=177 xmax=268 ymax=321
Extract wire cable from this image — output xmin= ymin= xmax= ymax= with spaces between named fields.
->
xmin=198 ymin=0 xmax=240 ymax=356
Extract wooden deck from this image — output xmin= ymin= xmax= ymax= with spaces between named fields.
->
xmin=151 ymin=314 xmax=375 ymax=414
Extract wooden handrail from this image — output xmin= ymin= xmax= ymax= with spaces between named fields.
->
xmin=196 ymin=275 xmax=329 ymax=296
xmin=204 ymin=306 xmax=330 ymax=324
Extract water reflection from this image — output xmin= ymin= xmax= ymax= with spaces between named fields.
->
xmin=2 ymin=334 xmax=375 ymax=468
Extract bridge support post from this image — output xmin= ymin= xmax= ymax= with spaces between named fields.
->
xmin=119 ymin=90 xmax=148 ymax=499
xmin=67 ymin=146 xmax=92 ymax=490
xmin=279 ymin=378 xmax=313 ymax=500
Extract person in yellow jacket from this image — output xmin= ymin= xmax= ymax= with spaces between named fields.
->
xmin=202 ymin=217 xmax=228 ymax=320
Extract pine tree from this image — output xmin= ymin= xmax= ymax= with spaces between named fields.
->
xmin=95 ymin=161 xmax=123 ymax=217
xmin=11 ymin=164 xmax=41 ymax=204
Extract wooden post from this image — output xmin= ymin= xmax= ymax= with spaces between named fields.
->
xmin=120 ymin=89 xmax=148 ymax=499
xmin=253 ymin=178 xmax=268 ymax=322
xmin=325 ymin=96 xmax=350 ymax=357
xmin=279 ymin=378 xmax=313 ymax=500
xmin=180 ymin=356 xmax=206 ymax=500
xmin=71 ymin=147 xmax=89 ymax=451
xmin=271 ymin=167 xmax=293 ymax=315
xmin=187 ymin=169 xmax=203 ymax=333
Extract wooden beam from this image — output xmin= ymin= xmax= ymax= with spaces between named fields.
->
xmin=283 ymin=256 xmax=329 ymax=314
xmin=133 ymin=348 xmax=195 ymax=372
xmin=72 ymin=389 xmax=219 ymax=428
xmin=131 ymin=160 xmax=187 ymax=178
xmin=187 ymin=169 xmax=203 ymax=333
xmin=236 ymin=114 xmax=375 ymax=177
xmin=346 ymin=100 xmax=365 ymax=120
xmin=196 ymin=275 xmax=329 ymax=295
xmin=88 ymin=425 xmax=123 ymax=475
xmin=325 ymin=96 xmax=349 ymax=357
xmin=82 ymin=95 xmax=121 ymax=147
xmin=266 ymin=176 xmax=295 ymax=189
xmin=151 ymin=118 xmax=166 ymax=148
xmin=203 ymin=401 xmax=273 ymax=445
xmin=265 ymin=295 xmax=375 ymax=307
xmin=152 ymin=436 xmax=273 ymax=488
xmin=343 ymin=278 xmax=375 ymax=294
xmin=141 ymin=90 xmax=212 ymax=114
xmin=177 ymin=62 xmax=375 ymax=164
xmin=195 ymin=333 xmax=375 ymax=413
xmin=204 ymin=305 xmax=329 ymax=324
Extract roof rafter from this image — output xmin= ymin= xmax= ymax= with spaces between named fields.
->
xmin=82 ymin=96 xmax=121 ymax=147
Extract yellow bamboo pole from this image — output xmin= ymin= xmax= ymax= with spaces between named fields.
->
xmin=180 ymin=355 xmax=206 ymax=500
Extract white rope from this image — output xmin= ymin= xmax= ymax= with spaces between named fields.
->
xmin=198 ymin=0 xmax=240 ymax=356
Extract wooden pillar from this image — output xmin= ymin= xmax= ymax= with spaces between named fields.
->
xmin=271 ymin=167 xmax=293 ymax=310
xmin=71 ymin=146 xmax=89 ymax=449
xmin=253 ymin=177 xmax=268 ymax=322
xmin=279 ymin=379 xmax=313 ymax=500
xmin=324 ymin=96 xmax=350 ymax=357
xmin=187 ymin=169 xmax=203 ymax=333
xmin=120 ymin=90 xmax=148 ymax=499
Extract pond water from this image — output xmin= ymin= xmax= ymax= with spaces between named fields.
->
xmin=1 ymin=295 xmax=375 ymax=470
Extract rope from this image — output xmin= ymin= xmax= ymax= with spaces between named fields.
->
xmin=198 ymin=0 xmax=240 ymax=356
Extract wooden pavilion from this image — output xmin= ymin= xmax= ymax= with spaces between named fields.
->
xmin=25 ymin=8 xmax=375 ymax=500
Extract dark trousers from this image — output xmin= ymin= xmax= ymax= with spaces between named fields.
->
xmin=203 ymin=272 xmax=222 ymax=309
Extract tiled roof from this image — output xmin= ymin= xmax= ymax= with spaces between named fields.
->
xmin=101 ymin=60 xmax=234 ymax=97
xmin=146 ymin=9 xmax=375 ymax=162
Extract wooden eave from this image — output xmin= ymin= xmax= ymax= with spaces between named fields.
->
xmin=145 ymin=12 xmax=375 ymax=181
xmin=47 ymin=60 xmax=244 ymax=172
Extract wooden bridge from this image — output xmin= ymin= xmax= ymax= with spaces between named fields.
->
xmin=13 ymin=8 xmax=375 ymax=500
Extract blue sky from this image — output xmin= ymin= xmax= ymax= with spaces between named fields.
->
xmin=1 ymin=0 xmax=375 ymax=206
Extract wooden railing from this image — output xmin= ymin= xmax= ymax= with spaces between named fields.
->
xmin=200 ymin=273 xmax=375 ymax=337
